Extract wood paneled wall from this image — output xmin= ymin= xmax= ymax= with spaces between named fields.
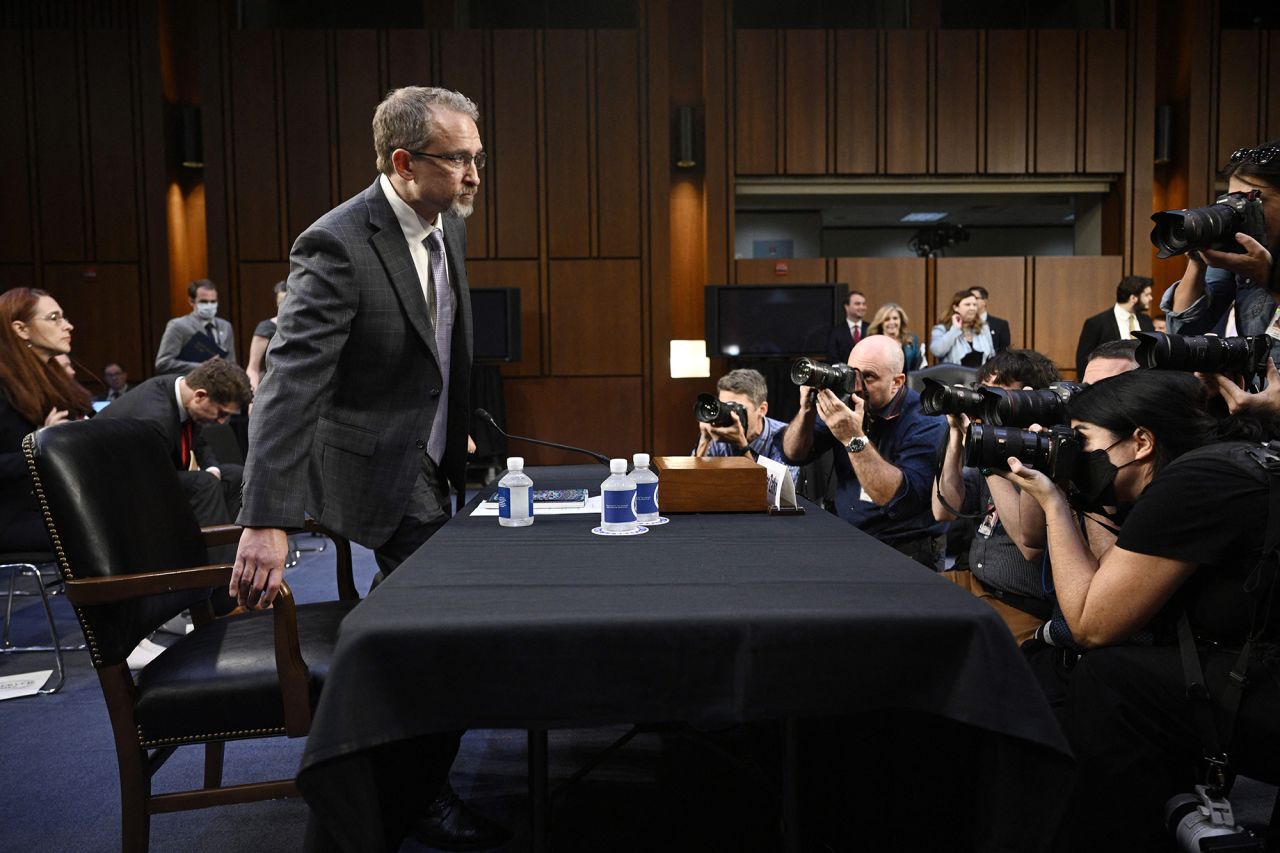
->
xmin=733 ymin=28 xmax=1130 ymax=176
xmin=728 ymin=255 xmax=1122 ymax=379
xmin=0 ymin=9 xmax=168 ymax=391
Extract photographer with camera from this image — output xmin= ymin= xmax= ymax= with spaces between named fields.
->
xmin=1159 ymin=142 xmax=1280 ymax=364
xmin=782 ymin=335 xmax=947 ymax=569
xmin=932 ymin=349 xmax=1061 ymax=643
xmin=997 ymin=369 xmax=1280 ymax=852
xmin=693 ymin=368 xmax=798 ymax=481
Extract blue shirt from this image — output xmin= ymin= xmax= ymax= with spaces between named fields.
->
xmin=1160 ymin=266 xmax=1280 ymax=365
xmin=783 ymin=387 xmax=947 ymax=543
xmin=698 ymin=415 xmax=799 ymax=482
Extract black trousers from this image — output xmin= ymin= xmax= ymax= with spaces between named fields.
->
xmin=1053 ymin=643 xmax=1280 ymax=853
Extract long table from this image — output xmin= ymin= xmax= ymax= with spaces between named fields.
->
xmin=297 ymin=465 xmax=1073 ymax=851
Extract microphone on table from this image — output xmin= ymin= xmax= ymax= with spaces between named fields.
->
xmin=474 ymin=408 xmax=611 ymax=466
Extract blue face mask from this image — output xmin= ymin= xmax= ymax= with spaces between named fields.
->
xmin=195 ymin=302 xmax=218 ymax=321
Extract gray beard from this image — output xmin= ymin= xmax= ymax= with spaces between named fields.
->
xmin=450 ymin=197 xmax=474 ymax=219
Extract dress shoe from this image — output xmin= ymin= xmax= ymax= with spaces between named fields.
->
xmin=411 ymin=784 xmax=509 ymax=851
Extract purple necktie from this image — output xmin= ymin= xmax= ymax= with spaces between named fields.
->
xmin=424 ymin=230 xmax=452 ymax=465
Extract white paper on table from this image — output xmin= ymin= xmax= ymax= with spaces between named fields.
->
xmin=470 ymin=495 xmax=603 ymax=517
xmin=0 ymin=670 xmax=52 ymax=701
xmin=757 ymin=455 xmax=798 ymax=510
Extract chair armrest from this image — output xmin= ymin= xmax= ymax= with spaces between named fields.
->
xmin=63 ymin=564 xmax=235 ymax=607
xmin=65 ymin=568 xmax=314 ymax=735
xmin=268 ymin=580 xmax=313 ymax=736
xmin=202 ymin=524 xmax=242 ymax=547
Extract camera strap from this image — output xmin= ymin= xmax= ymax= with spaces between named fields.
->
xmin=1176 ymin=440 xmax=1280 ymax=793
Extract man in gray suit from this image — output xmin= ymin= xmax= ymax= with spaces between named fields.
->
xmin=155 ymin=278 xmax=238 ymax=373
xmin=231 ymin=86 xmax=503 ymax=849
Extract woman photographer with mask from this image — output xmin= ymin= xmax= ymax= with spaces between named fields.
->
xmin=1002 ymin=370 xmax=1280 ymax=852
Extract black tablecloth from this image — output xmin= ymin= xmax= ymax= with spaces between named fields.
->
xmin=298 ymin=466 xmax=1073 ymax=851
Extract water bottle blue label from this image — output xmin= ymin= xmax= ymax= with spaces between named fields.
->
xmin=602 ymin=488 xmax=637 ymax=524
xmin=498 ymin=486 xmax=532 ymax=519
xmin=635 ymin=482 xmax=659 ymax=515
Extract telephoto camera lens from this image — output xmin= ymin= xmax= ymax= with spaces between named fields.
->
xmin=919 ymin=377 xmax=988 ymax=418
xmin=1150 ymin=190 xmax=1267 ymax=259
xmin=963 ymin=424 xmax=1081 ymax=481
xmin=694 ymin=393 xmax=747 ymax=430
xmin=790 ymin=357 xmax=862 ymax=397
xmin=1164 ymin=789 xmax=1265 ymax=853
xmin=981 ymin=383 xmax=1085 ymax=428
xmin=1132 ymin=331 xmax=1270 ymax=378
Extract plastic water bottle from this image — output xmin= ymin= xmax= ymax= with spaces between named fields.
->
xmin=600 ymin=458 xmax=637 ymax=533
xmin=631 ymin=453 xmax=659 ymax=524
xmin=497 ymin=457 xmax=534 ymax=527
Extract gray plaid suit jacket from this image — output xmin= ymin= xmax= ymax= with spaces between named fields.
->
xmin=238 ymin=178 xmax=473 ymax=548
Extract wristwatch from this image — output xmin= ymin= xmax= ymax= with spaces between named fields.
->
xmin=845 ymin=435 xmax=869 ymax=454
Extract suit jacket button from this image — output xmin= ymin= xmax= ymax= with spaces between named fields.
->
xmin=415 ymin=439 xmax=426 ymax=450
xmin=429 ymin=387 xmax=441 ymax=397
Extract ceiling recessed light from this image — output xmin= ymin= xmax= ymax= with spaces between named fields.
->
xmin=900 ymin=212 xmax=948 ymax=223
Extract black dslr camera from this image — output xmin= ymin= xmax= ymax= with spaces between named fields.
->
xmin=963 ymin=424 xmax=1082 ymax=480
xmin=1150 ymin=189 xmax=1268 ymax=259
xmin=1165 ymin=786 xmax=1264 ymax=852
xmin=921 ymin=378 xmax=1084 ymax=428
xmin=1133 ymin=331 xmax=1270 ymax=389
xmin=695 ymin=393 xmax=749 ymax=433
xmin=790 ymin=357 xmax=863 ymax=398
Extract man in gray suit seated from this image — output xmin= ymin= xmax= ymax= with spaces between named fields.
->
xmin=231 ymin=86 xmax=503 ymax=849
xmin=155 ymin=278 xmax=238 ymax=374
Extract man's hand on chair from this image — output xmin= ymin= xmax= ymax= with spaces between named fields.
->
xmin=232 ymin=527 xmax=289 ymax=609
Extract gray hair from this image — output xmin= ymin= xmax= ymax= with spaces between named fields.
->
xmin=717 ymin=368 xmax=768 ymax=406
xmin=373 ymin=86 xmax=480 ymax=175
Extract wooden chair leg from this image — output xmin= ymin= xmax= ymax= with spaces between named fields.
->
xmin=204 ymin=742 xmax=225 ymax=789
xmin=119 ymin=746 xmax=151 ymax=853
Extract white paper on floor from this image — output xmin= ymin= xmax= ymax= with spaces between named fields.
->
xmin=0 ymin=670 xmax=53 ymax=700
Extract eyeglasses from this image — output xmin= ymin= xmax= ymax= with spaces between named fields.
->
xmin=1229 ymin=147 xmax=1279 ymax=167
xmin=32 ymin=311 xmax=70 ymax=325
xmin=406 ymin=149 xmax=486 ymax=171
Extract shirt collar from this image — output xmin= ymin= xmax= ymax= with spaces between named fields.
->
xmin=173 ymin=377 xmax=189 ymax=424
xmin=379 ymin=172 xmax=443 ymax=244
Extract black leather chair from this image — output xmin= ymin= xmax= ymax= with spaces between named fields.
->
xmin=22 ymin=418 xmax=359 ymax=853
xmin=905 ymin=362 xmax=981 ymax=395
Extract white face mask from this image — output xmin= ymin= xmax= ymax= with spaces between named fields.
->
xmin=195 ymin=302 xmax=218 ymax=321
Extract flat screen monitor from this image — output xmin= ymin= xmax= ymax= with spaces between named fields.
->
xmin=470 ymin=288 xmax=522 ymax=362
xmin=704 ymin=284 xmax=842 ymax=357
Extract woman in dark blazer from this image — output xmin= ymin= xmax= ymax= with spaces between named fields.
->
xmin=0 ymin=288 xmax=92 ymax=551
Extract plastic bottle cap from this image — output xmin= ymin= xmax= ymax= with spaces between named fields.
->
xmin=506 ymin=457 xmax=524 ymax=470
xmin=633 ymin=453 xmax=650 ymax=467
xmin=610 ymin=458 xmax=628 ymax=474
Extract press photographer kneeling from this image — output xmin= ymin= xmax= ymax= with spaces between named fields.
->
xmin=992 ymin=368 xmax=1280 ymax=852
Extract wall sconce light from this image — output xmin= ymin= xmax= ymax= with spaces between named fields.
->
xmin=674 ymin=105 xmax=697 ymax=169
xmin=670 ymin=339 xmax=710 ymax=378
xmin=179 ymin=105 xmax=204 ymax=169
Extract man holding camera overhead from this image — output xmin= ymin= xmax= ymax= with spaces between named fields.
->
xmin=781 ymin=335 xmax=947 ymax=569
xmin=693 ymin=368 xmax=798 ymax=481
xmin=1159 ymin=141 xmax=1280 ymax=363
